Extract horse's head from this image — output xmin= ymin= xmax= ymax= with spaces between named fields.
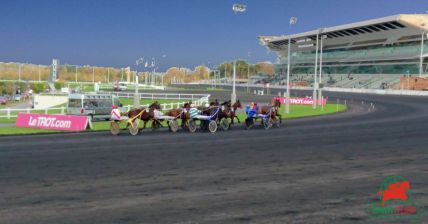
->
xmin=183 ymin=102 xmax=191 ymax=109
xmin=149 ymin=101 xmax=161 ymax=110
xmin=233 ymin=100 xmax=242 ymax=110
xmin=272 ymin=98 xmax=281 ymax=108
xmin=221 ymin=100 xmax=231 ymax=107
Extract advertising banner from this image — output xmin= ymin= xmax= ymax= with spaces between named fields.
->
xmin=274 ymin=97 xmax=327 ymax=106
xmin=16 ymin=113 xmax=88 ymax=131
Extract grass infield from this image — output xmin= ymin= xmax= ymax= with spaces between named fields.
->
xmin=0 ymin=103 xmax=346 ymax=135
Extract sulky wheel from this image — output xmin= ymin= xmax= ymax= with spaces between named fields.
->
xmin=110 ymin=121 xmax=121 ymax=135
xmin=274 ymin=116 xmax=281 ymax=128
xmin=129 ymin=119 xmax=140 ymax=136
xmin=188 ymin=119 xmax=197 ymax=133
xmin=221 ymin=118 xmax=230 ymax=131
xmin=169 ymin=120 xmax=179 ymax=133
xmin=208 ymin=120 xmax=218 ymax=133
xmin=245 ymin=118 xmax=254 ymax=130
xmin=263 ymin=117 xmax=273 ymax=130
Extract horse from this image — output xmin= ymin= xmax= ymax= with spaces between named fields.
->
xmin=165 ymin=102 xmax=191 ymax=129
xmin=230 ymin=100 xmax=242 ymax=124
xmin=125 ymin=101 xmax=162 ymax=130
xmin=217 ymin=100 xmax=242 ymax=128
xmin=259 ymin=98 xmax=282 ymax=125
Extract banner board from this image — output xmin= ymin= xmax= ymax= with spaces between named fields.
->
xmin=16 ymin=113 xmax=89 ymax=131
xmin=274 ymin=97 xmax=326 ymax=106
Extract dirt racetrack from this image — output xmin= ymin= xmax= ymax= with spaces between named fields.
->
xmin=0 ymin=89 xmax=428 ymax=223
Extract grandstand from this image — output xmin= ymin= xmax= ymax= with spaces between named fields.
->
xmin=259 ymin=14 xmax=428 ymax=89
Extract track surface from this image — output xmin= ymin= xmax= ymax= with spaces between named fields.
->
xmin=1 ymin=89 xmax=428 ymax=223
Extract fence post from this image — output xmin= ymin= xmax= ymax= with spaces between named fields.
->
xmin=26 ymin=108 xmax=30 ymax=114
xmin=7 ymin=108 xmax=10 ymax=119
xmin=61 ymin=106 xmax=65 ymax=114
xmin=45 ymin=108 xmax=48 ymax=114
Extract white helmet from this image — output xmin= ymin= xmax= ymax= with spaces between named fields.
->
xmin=205 ymin=103 xmax=210 ymax=107
xmin=190 ymin=104 xmax=195 ymax=107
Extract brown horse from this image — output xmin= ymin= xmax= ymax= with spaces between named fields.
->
xmin=126 ymin=101 xmax=162 ymax=130
xmin=230 ymin=100 xmax=242 ymax=124
xmin=218 ymin=100 xmax=242 ymax=127
xmin=165 ymin=102 xmax=191 ymax=129
xmin=259 ymin=98 xmax=282 ymax=124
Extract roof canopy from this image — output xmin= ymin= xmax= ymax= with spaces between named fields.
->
xmin=259 ymin=14 xmax=428 ymax=53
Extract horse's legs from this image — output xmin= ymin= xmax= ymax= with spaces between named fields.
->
xmin=181 ymin=119 xmax=185 ymax=128
xmin=156 ymin=120 xmax=163 ymax=128
xmin=235 ymin=114 xmax=240 ymax=123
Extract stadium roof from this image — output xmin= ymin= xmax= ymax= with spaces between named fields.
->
xmin=259 ymin=14 xmax=428 ymax=53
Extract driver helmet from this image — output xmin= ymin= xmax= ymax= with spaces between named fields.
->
xmin=112 ymin=105 xmax=118 ymax=109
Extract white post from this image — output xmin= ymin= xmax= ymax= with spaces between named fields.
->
xmin=286 ymin=35 xmax=291 ymax=114
xmin=7 ymin=108 xmax=10 ymax=119
xmin=61 ymin=106 xmax=65 ymax=114
xmin=420 ymin=31 xmax=425 ymax=77
xmin=286 ymin=17 xmax=297 ymax=113
xmin=247 ymin=56 xmax=250 ymax=93
xmin=134 ymin=73 xmax=139 ymax=107
xmin=231 ymin=61 xmax=237 ymax=104
xmin=313 ymin=32 xmax=319 ymax=109
xmin=318 ymin=33 xmax=324 ymax=108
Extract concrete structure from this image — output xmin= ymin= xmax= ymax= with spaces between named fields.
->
xmin=259 ymin=14 xmax=428 ymax=89
xmin=33 ymin=94 xmax=68 ymax=109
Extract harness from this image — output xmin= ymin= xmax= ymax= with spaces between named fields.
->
xmin=208 ymin=106 xmax=221 ymax=120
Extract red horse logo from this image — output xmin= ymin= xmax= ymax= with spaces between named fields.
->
xmin=377 ymin=181 xmax=410 ymax=206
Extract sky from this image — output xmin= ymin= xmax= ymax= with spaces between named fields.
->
xmin=0 ymin=0 xmax=427 ymax=71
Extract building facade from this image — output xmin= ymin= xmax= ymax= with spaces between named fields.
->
xmin=259 ymin=14 xmax=428 ymax=89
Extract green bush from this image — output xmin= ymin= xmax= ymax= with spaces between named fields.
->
xmin=31 ymin=83 xmax=47 ymax=93
xmin=54 ymin=82 xmax=62 ymax=90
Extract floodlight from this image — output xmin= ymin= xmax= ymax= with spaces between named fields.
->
xmin=232 ymin=4 xmax=246 ymax=13
xmin=289 ymin=17 xmax=297 ymax=25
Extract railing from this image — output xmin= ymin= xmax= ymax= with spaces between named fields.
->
xmin=179 ymin=83 xmax=428 ymax=96
xmin=0 ymin=93 xmax=210 ymax=119
xmin=0 ymin=107 xmax=66 ymax=119
xmin=100 ymin=91 xmax=211 ymax=101
xmin=98 ymin=84 xmax=165 ymax=90
xmin=121 ymin=96 xmax=209 ymax=112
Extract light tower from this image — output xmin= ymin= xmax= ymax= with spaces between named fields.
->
xmin=285 ymin=16 xmax=297 ymax=114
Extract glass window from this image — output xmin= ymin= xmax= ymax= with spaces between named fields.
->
xmin=68 ymin=99 xmax=82 ymax=108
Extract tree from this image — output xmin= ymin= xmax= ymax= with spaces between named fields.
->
xmin=5 ymin=82 xmax=15 ymax=95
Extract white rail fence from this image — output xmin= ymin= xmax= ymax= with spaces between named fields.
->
xmin=0 ymin=107 xmax=66 ymax=120
xmin=0 ymin=93 xmax=210 ymax=119
xmin=101 ymin=92 xmax=211 ymax=101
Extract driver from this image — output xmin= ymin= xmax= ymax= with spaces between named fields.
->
xmin=245 ymin=102 xmax=258 ymax=118
xmin=110 ymin=105 xmax=127 ymax=120
xmin=189 ymin=104 xmax=211 ymax=120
